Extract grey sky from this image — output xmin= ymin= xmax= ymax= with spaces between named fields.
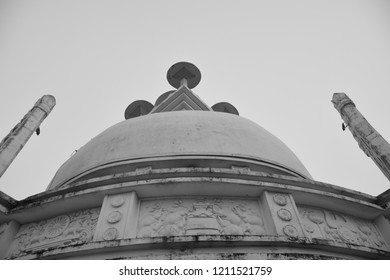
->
xmin=0 ymin=0 xmax=390 ymax=200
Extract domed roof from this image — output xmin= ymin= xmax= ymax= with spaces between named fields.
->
xmin=47 ymin=111 xmax=311 ymax=190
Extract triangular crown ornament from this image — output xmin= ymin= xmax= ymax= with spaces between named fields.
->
xmin=123 ymin=62 xmax=239 ymax=119
xmin=151 ymin=85 xmax=211 ymax=113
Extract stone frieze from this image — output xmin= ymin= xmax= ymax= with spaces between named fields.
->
xmin=137 ymin=198 xmax=265 ymax=238
xmin=298 ymin=206 xmax=387 ymax=250
xmin=7 ymin=208 xmax=100 ymax=258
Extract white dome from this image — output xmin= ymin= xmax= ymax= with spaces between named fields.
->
xmin=47 ymin=111 xmax=311 ymax=190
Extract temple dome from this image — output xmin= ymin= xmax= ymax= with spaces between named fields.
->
xmin=47 ymin=111 xmax=311 ymax=190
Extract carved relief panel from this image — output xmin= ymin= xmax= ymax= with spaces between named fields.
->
xmin=7 ymin=208 xmax=100 ymax=259
xmin=137 ymin=198 xmax=265 ymax=238
xmin=260 ymin=191 xmax=306 ymax=239
xmin=94 ymin=192 xmax=139 ymax=241
xmin=299 ymin=206 xmax=388 ymax=250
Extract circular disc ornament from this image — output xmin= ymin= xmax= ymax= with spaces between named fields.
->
xmin=107 ymin=211 xmax=122 ymax=224
xmin=167 ymin=62 xmax=201 ymax=89
xmin=124 ymin=100 xmax=154 ymax=120
xmin=211 ymin=102 xmax=239 ymax=115
xmin=103 ymin=227 xmax=119 ymax=241
xmin=283 ymin=225 xmax=299 ymax=239
xmin=44 ymin=215 xmax=70 ymax=239
xmin=277 ymin=208 xmax=292 ymax=221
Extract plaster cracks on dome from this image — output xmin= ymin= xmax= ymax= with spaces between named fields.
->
xmin=137 ymin=198 xmax=266 ymax=238
xmin=7 ymin=208 xmax=100 ymax=259
xmin=298 ymin=206 xmax=387 ymax=250
xmin=46 ymin=111 xmax=312 ymax=191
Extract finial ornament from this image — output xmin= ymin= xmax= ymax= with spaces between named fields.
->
xmin=124 ymin=100 xmax=153 ymax=120
xmin=167 ymin=62 xmax=201 ymax=89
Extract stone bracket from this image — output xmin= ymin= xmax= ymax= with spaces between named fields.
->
xmin=93 ymin=192 xmax=139 ymax=242
xmin=260 ymin=191 xmax=307 ymax=240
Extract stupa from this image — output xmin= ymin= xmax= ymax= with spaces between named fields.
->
xmin=0 ymin=62 xmax=390 ymax=259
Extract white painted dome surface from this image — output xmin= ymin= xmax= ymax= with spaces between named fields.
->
xmin=48 ymin=111 xmax=311 ymax=189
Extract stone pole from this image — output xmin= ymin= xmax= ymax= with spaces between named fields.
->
xmin=0 ymin=95 xmax=56 ymax=178
xmin=332 ymin=92 xmax=390 ymax=181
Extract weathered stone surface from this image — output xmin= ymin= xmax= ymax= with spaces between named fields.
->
xmin=7 ymin=208 xmax=100 ymax=259
xmin=0 ymin=95 xmax=55 ymax=177
xmin=94 ymin=192 xmax=138 ymax=241
xmin=46 ymin=110 xmax=312 ymax=191
xmin=137 ymin=198 xmax=265 ymax=238
xmin=299 ymin=205 xmax=387 ymax=250
xmin=332 ymin=92 xmax=390 ymax=182
xmin=260 ymin=191 xmax=306 ymax=239
xmin=2 ymin=67 xmax=390 ymax=261
xmin=28 ymin=235 xmax=386 ymax=259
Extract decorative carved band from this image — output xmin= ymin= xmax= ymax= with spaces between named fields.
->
xmin=7 ymin=208 xmax=100 ymax=259
xmin=299 ymin=206 xmax=387 ymax=250
xmin=137 ymin=198 xmax=265 ymax=238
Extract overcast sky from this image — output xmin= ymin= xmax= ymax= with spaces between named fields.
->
xmin=0 ymin=0 xmax=390 ymax=200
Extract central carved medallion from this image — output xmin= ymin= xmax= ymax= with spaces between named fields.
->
xmin=44 ymin=215 xmax=70 ymax=239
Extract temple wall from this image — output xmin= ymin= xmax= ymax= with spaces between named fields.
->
xmin=2 ymin=186 xmax=389 ymax=259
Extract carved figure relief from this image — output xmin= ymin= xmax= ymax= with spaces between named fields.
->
xmin=299 ymin=206 xmax=387 ymax=250
xmin=8 ymin=208 xmax=100 ymax=258
xmin=137 ymin=198 xmax=266 ymax=238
